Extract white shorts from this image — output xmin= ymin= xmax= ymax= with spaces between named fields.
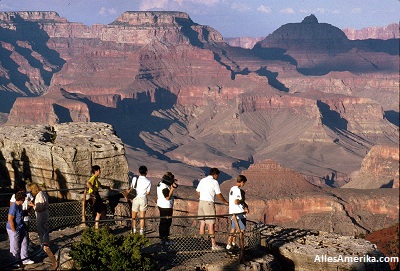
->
xmin=131 ymin=196 xmax=148 ymax=212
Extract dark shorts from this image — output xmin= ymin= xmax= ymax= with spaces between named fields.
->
xmin=91 ymin=192 xmax=106 ymax=213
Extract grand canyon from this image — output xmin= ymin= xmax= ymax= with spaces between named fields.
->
xmin=0 ymin=10 xmax=398 ymax=269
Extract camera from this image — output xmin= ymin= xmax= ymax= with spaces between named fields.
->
xmin=162 ymin=176 xmax=178 ymax=188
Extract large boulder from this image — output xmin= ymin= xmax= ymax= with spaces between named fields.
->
xmin=262 ymin=225 xmax=391 ymax=271
xmin=0 ymin=122 xmax=129 ymax=200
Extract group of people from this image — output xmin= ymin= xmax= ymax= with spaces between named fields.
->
xmin=196 ymin=168 xmax=249 ymax=251
xmin=6 ymin=182 xmax=57 ymax=269
xmin=6 ymin=165 xmax=247 ymax=268
xmin=87 ymin=165 xmax=249 ymax=250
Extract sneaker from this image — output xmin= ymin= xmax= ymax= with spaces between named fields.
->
xmin=226 ymin=244 xmax=232 ymax=250
xmin=23 ymin=260 xmax=35 ymax=265
xmin=212 ymin=245 xmax=224 ymax=251
xmin=139 ymin=228 xmax=144 ymax=235
xmin=231 ymin=242 xmax=236 ymax=247
xmin=132 ymin=228 xmax=137 ymax=234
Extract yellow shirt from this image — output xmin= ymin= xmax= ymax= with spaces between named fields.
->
xmin=88 ymin=175 xmax=101 ymax=194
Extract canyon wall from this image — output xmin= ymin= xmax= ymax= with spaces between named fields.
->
xmin=344 ymin=145 xmax=399 ymax=189
xmin=343 ymin=23 xmax=399 ymax=40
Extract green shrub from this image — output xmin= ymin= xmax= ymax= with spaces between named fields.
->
xmin=69 ymin=227 xmax=159 ymax=271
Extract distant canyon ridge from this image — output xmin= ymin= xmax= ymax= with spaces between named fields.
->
xmin=225 ymin=23 xmax=399 ymax=49
xmin=0 ymin=11 xmax=398 ymax=236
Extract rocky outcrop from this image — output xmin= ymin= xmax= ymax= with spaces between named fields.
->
xmin=365 ymin=224 xmax=399 ymax=271
xmin=344 ymin=145 xmax=399 ymax=189
xmin=262 ymin=225 xmax=391 ymax=271
xmin=0 ymin=122 xmax=128 ymax=199
xmin=343 ymin=23 xmax=399 ymax=40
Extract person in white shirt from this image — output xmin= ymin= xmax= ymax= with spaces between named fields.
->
xmin=226 ymin=175 xmax=249 ymax=250
xmin=130 ymin=166 xmax=151 ymax=235
xmin=156 ymin=172 xmax=177 ymax=245
xmin=28 ymin=183 xmax=57 ymax=269
xmin=196 ymin=168 xmax=228 ymax=250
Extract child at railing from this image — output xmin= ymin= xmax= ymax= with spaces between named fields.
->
xmin=226 ymin=175 xmax=249 ymax=260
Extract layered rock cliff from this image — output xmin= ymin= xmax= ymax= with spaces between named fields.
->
xmin=0 ymin=122 xmax=128 ymax=200
xmin=344 ymin=145 xmax=399 ymax=189
xmin=343 ymin=23 xmax=399 ymax=40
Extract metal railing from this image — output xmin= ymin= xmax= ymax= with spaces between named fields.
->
xmin=0 ymin=191 xmax=262 ymax=270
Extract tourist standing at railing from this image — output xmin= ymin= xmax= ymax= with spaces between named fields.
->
xmin=28 ymin=183 xmax=57 ymax=270
xmin=226 ymin=175 xmax=249 ymax=251
xmin=6 ymin=191 xmax=34 ymax=267
xmin=131 ymin=165 xmax=151 ymax=235
xmin=86 ymin=165 xmax=112 ymax=229
xmin=196 ymin=167 xmax=228 ymax=251
xmin=157 ymin=172 xmax=178 ymax=245
xmin=10 ymin=184 xmax=34 ymax=253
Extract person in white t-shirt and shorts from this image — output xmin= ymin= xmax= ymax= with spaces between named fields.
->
xmin=131 ymin=166 xmax=151 ymax=235
xmin=196 ymin=168 xmax=228 ymax=250
xmin=226 ymin=175 xmax=249 ymax=250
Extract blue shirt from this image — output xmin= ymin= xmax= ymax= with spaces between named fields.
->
xmin=6 ymin=202 xmax=25 ymax=232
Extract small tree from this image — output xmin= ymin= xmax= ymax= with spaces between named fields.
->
xmin=69 ymin=227 xmax=158 ymax=271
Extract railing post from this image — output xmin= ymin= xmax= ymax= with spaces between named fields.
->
xmin=81 ymin=188 xmax=87 ymax=227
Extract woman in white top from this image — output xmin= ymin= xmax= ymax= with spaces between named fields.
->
xmin=130 ymin=166 xmax=151 ymax=235
xmin=156 ymin=172 xmax=177 ymax=245
xmin=28 ymin=183 xmax=57 ymax=269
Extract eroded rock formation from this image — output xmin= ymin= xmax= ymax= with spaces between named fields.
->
xmin=262 ymin=225 xmax=391 ymax=271
xmin=344 ymin=145 xmax=399 ymax=189
xmin=0 ymin=122 xmax=128 ymax=200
